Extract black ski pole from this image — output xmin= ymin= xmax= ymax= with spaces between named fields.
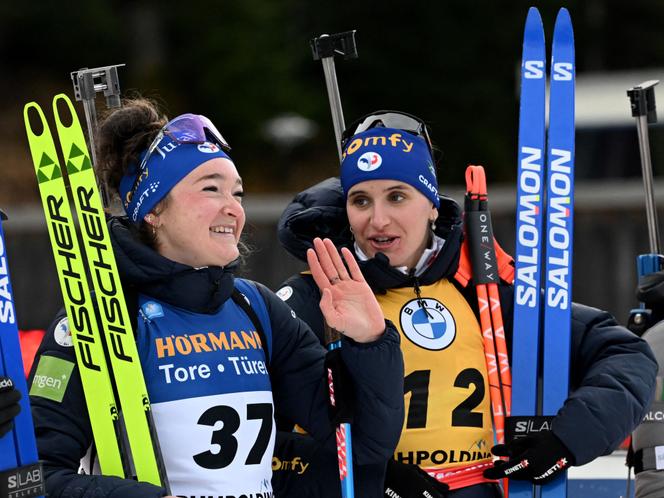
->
xmin=626 ymin=81 xmax=663 ymax=335
xmin=310 ymin=31 xmax=358 ymax=159
xmin=311 ymin=30 xmax=359 ymax=498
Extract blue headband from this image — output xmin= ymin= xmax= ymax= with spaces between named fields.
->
xmin=119 ymin=138 xmax=232 ymax=224
xmin=340 ymin=127 xmax=439 ymax=208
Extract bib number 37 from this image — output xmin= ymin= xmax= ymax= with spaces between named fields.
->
xmin=194 ymin=403 xmax=274 ymax=469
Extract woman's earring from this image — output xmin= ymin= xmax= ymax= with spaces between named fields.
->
xmin=430 ymin=219 xmax=436 ymax=231
xmin=145 ymin=214 xmax=159 ymax=236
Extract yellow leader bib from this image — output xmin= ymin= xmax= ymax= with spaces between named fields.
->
xmin=376 ymin=279 xmax=494 ymax=470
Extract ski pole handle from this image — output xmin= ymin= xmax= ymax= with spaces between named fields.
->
xmin=70 ymin=64 xmax=125 ymax=208
xmin=627 ymin=80 xmax=661 ymax=255
xmin=310 ymin=31 xmax=358 ymax=160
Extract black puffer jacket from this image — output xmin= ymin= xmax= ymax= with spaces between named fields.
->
xmin=276 ymin=176 xmax=657 ymax=469
xmin=29 ymin=216 xmax=405 ymax=498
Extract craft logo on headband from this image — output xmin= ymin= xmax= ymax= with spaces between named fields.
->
xmin=340 ymin=127 xmax=440 ymax=208
xmin=119 ymin=135 xmax=231 ymax=224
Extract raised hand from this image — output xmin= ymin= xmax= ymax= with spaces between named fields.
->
xmin=306 ymin=237 xmax=385 ymax=343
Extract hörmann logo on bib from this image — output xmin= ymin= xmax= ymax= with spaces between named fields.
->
xmin=400 ymin=298 xmax=456 ymax=350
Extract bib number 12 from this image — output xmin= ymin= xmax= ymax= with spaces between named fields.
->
xmin=404 ymin=368 xmax=485 ymax=429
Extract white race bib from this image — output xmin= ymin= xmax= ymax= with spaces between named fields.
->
xmin=153 ymin=390 xmax=275 ymax=497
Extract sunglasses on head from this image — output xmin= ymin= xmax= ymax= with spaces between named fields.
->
xmin=340 ymin=110 xmax=434 ymax=155
xmin=124 ymin=114 xmax=231 ymax=211
xmin=138 ymin=113 xmax=231 ymax=172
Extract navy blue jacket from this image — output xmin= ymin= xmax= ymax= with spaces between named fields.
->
xmin=276 ymin=177 xmax=657 ymax=472
xmin=29 ymin=216 xmax=404 ymax=498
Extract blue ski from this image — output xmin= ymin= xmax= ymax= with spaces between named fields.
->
xmin=511 ymin=7 xmax=546 ymax=498
xmin=0 ymin=209 xmax=45 ymax=498
xmin=511 ymin=7 xmax=574 ymax=498
xmin=541 ymin=8 xmax=575 ymax=498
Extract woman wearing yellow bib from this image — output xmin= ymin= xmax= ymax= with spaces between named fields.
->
xmin=273 ymin=111 xmax=656 ymax=498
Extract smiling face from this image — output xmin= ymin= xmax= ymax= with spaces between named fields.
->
xmin=149 ymin=158 xmax=245 ymax=268
xmin=346 ymin=179 xmax=438 ymax=269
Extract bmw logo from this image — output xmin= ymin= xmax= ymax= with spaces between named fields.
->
xmin=400 ymin=298 xmax=456 ymax=350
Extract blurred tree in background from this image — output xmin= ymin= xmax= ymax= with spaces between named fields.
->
xmin=1 ymin=0 xmax=664 ymax=205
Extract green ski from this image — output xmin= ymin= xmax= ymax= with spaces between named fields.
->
xmin=23 ymin=102 xmax=125 ymax=478
xmin=24 ymin=94 xmax=168 ymax=489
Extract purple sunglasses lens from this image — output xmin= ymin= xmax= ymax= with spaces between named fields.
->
xmin=137 ymin=113 xmax=231 ymax=173
xmin=165 ymin=113 xmax=230 ymax=149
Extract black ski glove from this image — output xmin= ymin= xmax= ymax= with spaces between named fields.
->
xmin=0 ymin=376 xmax=21 ymax=437
xmin=384 ymin=459 xmax=449 ymax=498
xmin=483 ymin=431 xmax=574 ymax=485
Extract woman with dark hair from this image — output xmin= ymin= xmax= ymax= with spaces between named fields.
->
xmin=275 ymin=110 xmax=657 ymax=498
xmin=28 ymin=99 xmax=404 ymax=498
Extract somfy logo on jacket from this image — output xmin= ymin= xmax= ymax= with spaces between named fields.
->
xmin=400 ymin=298 xmax=456 ymax=350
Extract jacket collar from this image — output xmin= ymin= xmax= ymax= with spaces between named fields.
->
xmin=109 ymin=216 xmax=236 ymax=314
xmin=277 ymin=176 xmax=464 ymax=293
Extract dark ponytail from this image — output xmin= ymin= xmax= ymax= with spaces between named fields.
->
xmin=96 ymin=97 xmax=167 ymax=194
xmin=96 ymin=97 xmax=168 ymax=247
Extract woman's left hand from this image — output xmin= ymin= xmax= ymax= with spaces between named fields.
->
xmin=306 ymin=237 xmax=386 ymax=343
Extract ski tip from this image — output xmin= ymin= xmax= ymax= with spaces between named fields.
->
xmin=526 ymin=6 xmax=543 ymax=23
xmin=52 ymin=93 xmax=75 ymax=111
xmin=23 ymin=102 xmax=48 ymax=138
xmin=554 ymin=8 xmax=574 ymax=34
xmin=556 ymin=7 xmax=571 ymax=22
xmin=52 ymin=93 xmax=78 ymax=129
xmin=553 ymin=7 xmax=575 ymax=47
xmin=52 ymin=92 xmax=71 ymax=103
xmin=524 ymin=7 xmax=544 ymax=45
